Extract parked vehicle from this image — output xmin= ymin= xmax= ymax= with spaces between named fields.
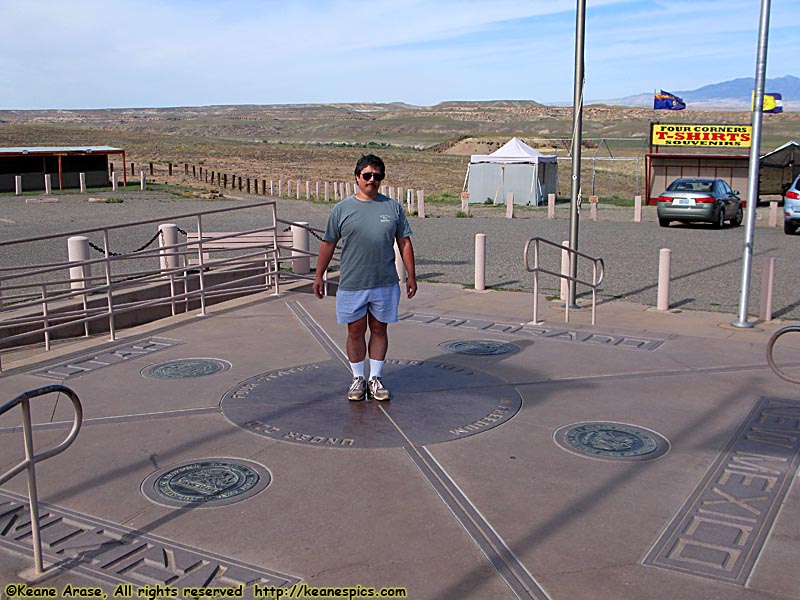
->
xmin=784 ymin=174 xmax=800 ymax=235
xmin=657 ymin=178 xmax=743 ymax=228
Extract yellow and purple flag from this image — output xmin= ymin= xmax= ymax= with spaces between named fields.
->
xmin=654 ymin=90 xmax=686 ymax=110
xmin=752 ymin=91 xmax=783 ymax=113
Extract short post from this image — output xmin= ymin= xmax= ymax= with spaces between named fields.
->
xmin=657 ymin=248 xmax=671 ymax=311
xmin=417 ymin=189 xmax=425 ymax=218
xmin=560 ymin=240 xmax=570 ymax=301
xmin=254 ymin=179 xmax=258 ymax=194
xmin=474 ymin=233 xmax=486 ymax=291
xmin=324 ymin=181 xmax=329 ymax=202
xmin=389 ymin=186 xmax=396 ymax=199
xmin=158 ymin=224 xmax=179 ymax=273
xmin=460 ymin=192 xmax=470 ymax=214
xmin=149 ymin=162 xmax=154 ymax=176
xmin=296 ymin=179 xmax=301 ymax=200
xmin=184 ymin=163 xmax=188 ymax=175
xmin=759 ymin=256 xmax=777 ymax=322
xmin=79 ymin=172 xmax=86 ymax=193
xmin=769 ymin=201 xmax=778 ymax=228
xmin=238 ymin=176 xmax=242 ymax=191
xmin=548 ymin=193 xmax=556 ymax=219
xmin=223 ymin=174 xmax=228 ymax=188
xmin=306 ymin=181 xmax=310 ymax=200
xmin=407 ymin=188 xmax=415 ymax=214
xmin=270 ymin=180 xmax=274 ymax=195
xmin=68 ymin=236 xmax=92 ymax=290
xmin=44 ymin=174 xmax=52 ymax=195
xmin=634 ymin=195 xmax=642 ymax=223
xmin=316 ymin=181 xmax=320 ymax=199
xmin=395 ymin=242 xmax=406 ymax=283
xmin=589 ymin=195 xmax=598 ymax=221
xmin=15 ymin=175 xmax=22 ymax=195
xmin=111 ymin=171 xmax=118 ymax=191
xmin=140 ymin=170 xmax=146 ymax=190
xmin=291 ymin=222 xmax=310 ymax=274
xmin=131 ymin=163 xmax=136 ymax=176
xmin=246 ymin=178 xmax=251 ymax=194
xmin=278 ymin=180 xmax=283 ymax=197
xmin=168 ymin=163 xmax=173 ymax=176
xmin=397 ymin=188 xmax=404 ymax=208
xmin=505 ymin=192 xmax=514 ymax=219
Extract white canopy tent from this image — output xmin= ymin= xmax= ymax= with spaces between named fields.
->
xmin=465 ymin=137 xmax=558 ymax=206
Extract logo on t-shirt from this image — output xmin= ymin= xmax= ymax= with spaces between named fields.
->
xmin=379 ymin=214 xmax=393 ymax=224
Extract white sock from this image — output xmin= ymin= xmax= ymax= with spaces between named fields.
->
xmin=350 ymin=361 xmax=365 ymax=378
xmin=369 ymin=358 xmax=384 ymax=379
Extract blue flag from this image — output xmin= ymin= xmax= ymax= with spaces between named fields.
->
xmin=654 ymin=90 xmax=686 ymax=110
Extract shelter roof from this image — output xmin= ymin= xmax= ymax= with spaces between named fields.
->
xmin=0 ymin=146 xmax=123 ymax=155
xmin=760 ymin=141 xmax=800 ymax=168
xmin=470 ymin=137 xmax=556 ymax=164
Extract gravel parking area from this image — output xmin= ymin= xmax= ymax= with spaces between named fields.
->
xmin=1 ymin=189 xmax=797 ymax=320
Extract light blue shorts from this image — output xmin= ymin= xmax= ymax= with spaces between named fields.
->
xmin=336 ymin=284 xmax=401 ymax=324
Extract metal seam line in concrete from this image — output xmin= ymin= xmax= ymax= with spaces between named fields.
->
xmin=286 ymin=300 xmax=550 ymax=600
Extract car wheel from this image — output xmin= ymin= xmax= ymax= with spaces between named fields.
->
xmin=659 ymin=218 xmax=670 ymax=227
xmin=732 ymin=206 xmax=743 ymax=227
xmin=715 ymin=208 xmax=725 ymax=229
xmin=785 ymin=221 xmax=798 ymax=235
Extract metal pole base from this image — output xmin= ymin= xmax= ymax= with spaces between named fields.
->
xmin=730 ymin=319 xmax=755 ymax=329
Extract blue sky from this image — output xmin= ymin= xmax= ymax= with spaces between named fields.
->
xmin=0 ymin=0 xmax=796 ymax=109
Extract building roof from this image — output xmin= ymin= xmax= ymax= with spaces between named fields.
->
xmin=0 ymin=146 xmax=123 ymax=155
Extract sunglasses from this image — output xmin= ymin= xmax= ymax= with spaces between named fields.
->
xmin=360 ymin=171 xmax=385 ymax=182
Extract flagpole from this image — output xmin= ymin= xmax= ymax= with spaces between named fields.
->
xmin=732 ymin=0 xmax=771 ymax=328
xmin=568 ymin=0 xmax=586 ymax=307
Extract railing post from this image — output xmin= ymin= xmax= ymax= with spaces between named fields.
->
xmin=67 ymin=236 xmax=92 ymax=290
xmin=21 ymin=400 xmax=45 ymax=575
xmin=102 ymin=229 xmax=116 ymax=340
xmin=158 ymin=224 xmax=179 ymax=273
xmin=560 ymin=240 xmax=570 ymax=302
xmin=474 ymin=233 xmax=486 ymax=291
xmin=759 ymin=256 xmax=777 ymax=322
xmin=196 ymin=215 xmax=208 ymax=315
xmin=657 ymin=248 xmax=671 ymax=311
xmin=291 ymin=222 xmax=310 ymax=274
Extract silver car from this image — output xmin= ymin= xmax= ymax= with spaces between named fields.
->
xmin=784 ymin=174 xmax=800 ymax=235
xmin=657 ymin=178 xmax=743 ymax=228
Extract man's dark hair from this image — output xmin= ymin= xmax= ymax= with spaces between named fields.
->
xmin=354 ymin=154 xmax=385 ymax=178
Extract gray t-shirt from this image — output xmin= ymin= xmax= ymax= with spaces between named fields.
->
xmin=323 ymin=194 xmax=413 ymax=290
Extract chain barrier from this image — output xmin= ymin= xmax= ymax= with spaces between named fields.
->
xmin=86 ymin=227 xmax=189 ymax=257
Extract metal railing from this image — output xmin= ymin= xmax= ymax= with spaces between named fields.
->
xmin=523 ymin=237 xmax=605 ymax=325
xmin=0 ymin=385 xmax=83 ymax=576
xmin=766 ymin=325 xmax=800 ymax=384
xmin=0 ymin=202 xmax=335 ymax=371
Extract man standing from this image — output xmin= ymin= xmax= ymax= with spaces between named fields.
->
xmin=313 ymin=155 xmax=417 ymax=401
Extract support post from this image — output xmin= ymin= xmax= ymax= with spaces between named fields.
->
xmin=474 ymin=233 xmax=486 ymax=291
xmin=759 ymin=256 xmax=776 ymax=321
xmin=291 ymin=222 xmax=310 ymax=274
xmin=657 ymin=248 xmax=671 ymax=311
xmin=68 ymin=236 xmax=92 ymax=290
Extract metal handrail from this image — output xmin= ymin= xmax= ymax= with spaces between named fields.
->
xmin=766 ymin=325 xmax=800 ymax=384
xmin=0 ymin=385 xmax=83 ymax=576
xmin=0 ymin=204 xmax=337 ymax=371
xmin=523 ymin=237 xmax=605 ymax=325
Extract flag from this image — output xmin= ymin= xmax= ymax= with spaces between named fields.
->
xmin=654 ymin=90 xmax=686 ymax=110
xmin=751 ymin=91 xmax=783 ymax=113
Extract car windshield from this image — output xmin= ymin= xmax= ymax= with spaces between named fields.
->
xmin=668 ymin=180 xmax=714 ymax=192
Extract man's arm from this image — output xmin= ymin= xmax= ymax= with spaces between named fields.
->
xmin=312 ymin=240 xmax=337 ymax=299
xmin=396 ymin=236 xmax=417 ymax=299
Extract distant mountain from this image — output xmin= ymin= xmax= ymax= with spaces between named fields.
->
xmin=591 ymin=75 xmax=799 ymax=111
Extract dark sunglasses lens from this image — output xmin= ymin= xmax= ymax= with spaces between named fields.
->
xmin=362 ymin=172 xmax=385 ymax=182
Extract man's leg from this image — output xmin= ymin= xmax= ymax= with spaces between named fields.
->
xmin=366 ymin=312 xmax=390 ymax=400
xmin=346 ymin=315 xmax=368 ymax=362
xmin=345 ymin=316 xmax=368 ymax=401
